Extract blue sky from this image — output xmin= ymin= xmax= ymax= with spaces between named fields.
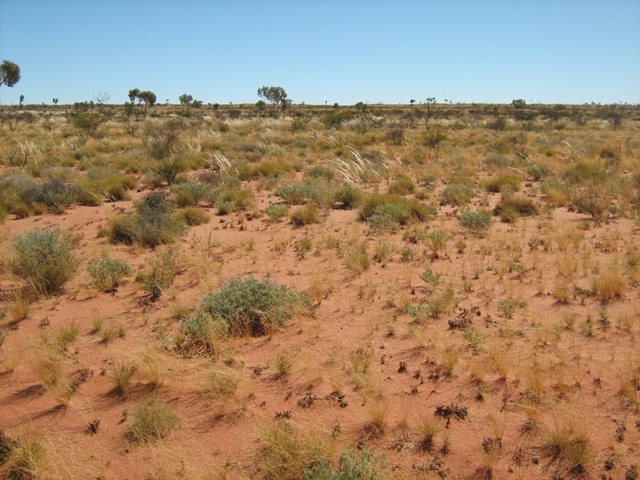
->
xmin=1 ymin=0 xmax=639 ymax=105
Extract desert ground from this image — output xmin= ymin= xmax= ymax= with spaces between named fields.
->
xmin=0 ymin=101 xmax=639 ymax=479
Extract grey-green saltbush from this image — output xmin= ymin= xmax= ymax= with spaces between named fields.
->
xmin=198 ymin=277 xmax=311 ymax=337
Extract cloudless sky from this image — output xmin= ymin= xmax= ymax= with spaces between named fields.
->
xmin=1 ymin=0 xmax=639 ymax=105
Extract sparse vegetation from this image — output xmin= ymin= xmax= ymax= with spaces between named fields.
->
xmin=1 ymin=100 xmax=639 ymax=480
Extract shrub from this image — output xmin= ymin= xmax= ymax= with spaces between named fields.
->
xmin=76 ymin=167 xmax=136 ymax=204
xmin=266 ymin=204 xmax=289 ymax=222
xmin=332 ymin=184 xmax=363 ymax=209
xmin=290 ymin=204 xmax=321 ymax=226
xmin=171 ymin=180 xmax=218 ymax=207
xmin=140 ymin=248 xmax=180 ymax=301
xmin=26 ymin=179 xmax=80 ymax=213
xmin=215 ymin=187 xmax=255 ymax=214
xmin=276 ymin=182 xmax=326 ymax=205
xmin=441 ymin=184 xmax=474 ymax=206
xmin=109 ymin=192 xmax=186 ymax=247
xmin=126 ymin=398 xmax=181 ymax=444
xmin=88 ymin=256 xmax=131 ymax=292
xmin=11 ymin=228 xmax=78 ymax=295
xmin=570 ymin=187 xmax=611 ymax=224
xmin=303 ymin=448 xmax=387 ymax=480
xmin=359 ymin=194 xmax=435 ymax=229
xmin=459 ymin=210 xmax=492 ymax=233
xmin=200 ymin=277 xmax=311 ymax=337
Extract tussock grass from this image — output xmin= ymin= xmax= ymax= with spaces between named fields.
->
xmin=126 ymin=398 xmax=181 ymax=444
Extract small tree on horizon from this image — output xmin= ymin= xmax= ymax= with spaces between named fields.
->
xmin=257 ymin=86 xmax=291 ymax=112
xmin=0 ymin=60 xmax=21 ymax=87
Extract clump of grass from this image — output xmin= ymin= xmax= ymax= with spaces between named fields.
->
xmin=87 ymin=256 xmax=131 ymax=293
xmin=108 ymin=192 xmax=186 ymax=247
xmin=303 ymin=448 xmax=387 ymax=480
xmin=482 ymin=173 xmax=521 ymax=193
xmin=331 ymin=184 xmax=363 ymax=209
xmin=215 ymin=187 xmax=255 ymax=214
xmin=259 ymin=421 xmax=332 ymax=480
xmin=290 ymin=204 xmax=321 ymax=226
xmin=29 ymin=336 xmax=74 ymax=405
xmin=139 ymin=247 xmax=181 ymax=301
xmin=592 ymin=263 xmax=625 ymax=302
xmin=542 ymin=418 xmax=591 ymax=475
xmin=360 ymin=193 xmax=435 ymax=230
xmin=170 ymin=180 xmax=218 ymax=207
xmin=493 ymin=194 xmax=538 ymax=222
xmin=2 ymin=433 xmax=46 ymax=480
xmin=387 ymin=174 xmax=415 ymax=195
xmin=199 ymin=364 xmax=242 ymax=406
xmin=178 ymin=206 xmax=210 ymax=226
xmin=418 ymin=418 xmax=442 ymax=451
xmin=344 ymin=243 xmax=371 ymax=274
xmin=109 ymin=363 xmax=137 ymax=396
xmin=265 ymin=204 xmax=289 ymax=222
xmin=441 ymin=183 xmax=475 ymax=206
xmin=126 ymin=398 xmax=181 ymax=444
xmin=459 ymin=210 xmax=492 ymax=233
xmin=11 ymin=227 xmax=78 ymax=296
xmin=425 ymin=229 xmax=449 ymax=259
xmin=277 ymin=182 xmax=326 ymax=206
xmin=199 ymin=277 xmax=311 ymax=337
xmin=570 ymin=187 xmax=611 ymax=224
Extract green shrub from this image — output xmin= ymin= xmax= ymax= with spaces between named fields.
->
xmin=200 ymin=277 xmax=311 ymax=337
xmin=109 ymin=192 xmax=186 ymax=247
xmin=332 ymin=184 xmax=363 ymax=209
xmin=140 ymin=248 xmax=180 ymax=301
xmin=276 ymin=182 xmax=327 ymax=205
xmin=441 ymin=184 xmax=475 ymax=206
xmin=147 ymin=156 xmax=185 ymax=185
xmin=360 ymin=194 xmax=435 ymax=229
xmin=28 ymin=179 xmax=80 ymax=213
xmin=459 ymin=210 xmax=492 ymax=233
xmin=265 ymin=204 xmax=289 ymax=222
xmin=215 ymin=187 xmax=255 ymax=214
xmin=570 ymin=187 xmax=611 ymax=224
xmin=290 ymin=204 xmax=321 ymax=226
xmin=303 ymin=448 xmax=387 ymax=480
xmin=11 ymin=228 xmax=78 ymax=295
xmin=88 ymin=257 xmax=131 ymax=292
xmin=126 ymin=398 xmax=180 ymax=444
xmin=171 ymin=180 xmax=218 ymax=207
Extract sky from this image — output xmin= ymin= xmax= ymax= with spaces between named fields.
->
xmin=1 ymin=0 xmax=639 ymax=106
